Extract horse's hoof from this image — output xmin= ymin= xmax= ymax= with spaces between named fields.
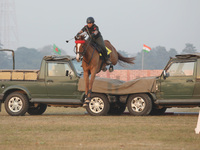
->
xmin=85 ymin=99 xmax=91 ymax=104
xmin=102 ymin=67 xmax=107 ymax=72
xmin=83 ymin=99 xmax=90 ymax=108
xmin=82 ymin=103 xmax=88 ymax=108
xmin=109 ymin=65 xmax=114 ymax=72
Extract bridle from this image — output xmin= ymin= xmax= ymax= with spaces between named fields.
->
xmin=75 ymin=38 xmax=95 ymax=65
xmin=74 ymin=40 xmax=87 ymax=56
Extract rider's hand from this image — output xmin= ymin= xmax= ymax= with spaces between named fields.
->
xmin=76 ymin=33 xmax=80 ymax=38
xmin=91 ymin=33 xmax=95 ymax=38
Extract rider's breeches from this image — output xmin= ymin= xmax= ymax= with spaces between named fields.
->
xmin=95 ymin=36 xmax=108 ymax=58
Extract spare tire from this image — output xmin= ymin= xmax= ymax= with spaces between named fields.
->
xmin=108 ymin=102 xmax=126 ymax=115
xmin=27 ymin=103 xmax=47 ymax=115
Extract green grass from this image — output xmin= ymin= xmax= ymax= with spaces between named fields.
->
xmin=0 ymin=105 xmax=200 ymax=150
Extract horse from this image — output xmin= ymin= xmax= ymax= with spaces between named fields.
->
xmin=75 ymin=35 xmax=135 ymax=107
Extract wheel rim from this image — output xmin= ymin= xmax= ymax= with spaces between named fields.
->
xmin=8 ymin=97 xmax=23 ymax=112
xmin=89 ymin=97 xmax=104 ymax=114
xmin=131 ymin=97 xmax=145 ymax=112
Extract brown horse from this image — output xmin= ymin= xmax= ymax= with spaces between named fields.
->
xmin=75 ymin=35 xmax=135 ymax=107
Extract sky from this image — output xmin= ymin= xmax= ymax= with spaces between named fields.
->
xmin=12 ymin=0 xmax=200 ymax=56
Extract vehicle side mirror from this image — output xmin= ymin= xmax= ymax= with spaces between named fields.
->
xmin=66 ymin=70 xmax=69 ymax=76
xmin=163 ymin=70 xmax=169 ymax=79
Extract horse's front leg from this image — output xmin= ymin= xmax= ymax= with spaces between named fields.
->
xmin=83 ymin=70 xmax=90 ymax=107
xmin=88 ymin=69 xmax=97 ymax=99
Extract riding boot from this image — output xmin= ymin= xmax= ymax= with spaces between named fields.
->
xmin=95 ymin=36 xmax=112 ymax=65
xmin=102 ymin=48 xmax=111 ymax=65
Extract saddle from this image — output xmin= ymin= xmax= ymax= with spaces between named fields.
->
xmin=90 ymin=42 xmax=112 ymax=58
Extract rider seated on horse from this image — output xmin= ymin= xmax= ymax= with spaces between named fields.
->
xmin=76 ymin=17 xmax=111 ymax=65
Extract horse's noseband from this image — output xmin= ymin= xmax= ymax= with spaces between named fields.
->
xmin=75 ymin=40 xmax=87 ymax=56
xmin=75 ymin=40 xmax=85 ymax=44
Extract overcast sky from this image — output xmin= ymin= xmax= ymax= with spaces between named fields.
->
xmin=14 ymin=0 xmax=200 ymax=56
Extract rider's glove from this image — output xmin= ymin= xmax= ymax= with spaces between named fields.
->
xmin=91 ymin=33 xmax=95 ymax=38
xmin=76 ymin=33 xmax=80 ymax=38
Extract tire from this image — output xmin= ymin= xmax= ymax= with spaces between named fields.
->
xmin=27 ymin=103 xmax=47 ymax=115
xmin=108 ymin=102 xmax=126 ymax=115
xmin=150 ymin=107 xmax=167 ymax=116
xmin=86 ymin=93 xmax=110 ymax=116
xmin=4 ymin=92 xmax=29 ymax=116
xmin=127 ymin=94 xmax=152 ymax=116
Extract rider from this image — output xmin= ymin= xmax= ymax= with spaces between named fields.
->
xmin=76 ymin=17 xmax=111 ymax=65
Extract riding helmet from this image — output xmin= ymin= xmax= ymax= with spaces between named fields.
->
xmin=86 ymin=17 xmax=95 ymax=24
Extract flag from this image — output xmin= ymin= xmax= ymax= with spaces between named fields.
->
xmin=143 ymin=44 xmax=151 ymax=53
xmin=53 ymin=44 xmax=61 ymax=55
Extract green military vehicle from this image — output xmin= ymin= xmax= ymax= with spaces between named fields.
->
xmin=0 ymin=49 xmax=200 ymax=116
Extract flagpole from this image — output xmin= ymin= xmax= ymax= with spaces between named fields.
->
xmin=142 ymin=50 xmax=144 ymax=70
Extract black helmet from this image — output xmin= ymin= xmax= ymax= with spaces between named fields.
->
xmin=86 ymin=17 xmax=95 ymax=24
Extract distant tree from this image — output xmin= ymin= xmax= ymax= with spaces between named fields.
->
xmin=132 ymin=51 xmax=142 ymax=69
xmin=181 ymin=43 xmax=197 ymax=54
xmin=15 ymin=47 xmax=43 ymax=69
xmin=129 ymin=46 xmax=177 ymax=70
xmin=168 ymin=48 xmax=178 ymax=57
xmin=39 ymin=45 xmax=67 ymax=57
xmin=144 ymin=46 xmax=169 ymax=69
xmin=39 ymin=45 xmax=54 ymax=57
xmin=118 ymin=50 xmax=129 ymax=57
xmin=0 ymin=51 xmax=12 ymax=69
xmin=114 ymin=50 xmax=135 ymax=70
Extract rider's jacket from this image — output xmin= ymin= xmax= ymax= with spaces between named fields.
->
xmin=81 ymin=24 xmax=102 ymax=39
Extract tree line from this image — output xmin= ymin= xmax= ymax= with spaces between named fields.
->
xmin=0 ymin=43 xmax=198 ymax=70
xmin=115 ymin=43 xmax=197 ymax=70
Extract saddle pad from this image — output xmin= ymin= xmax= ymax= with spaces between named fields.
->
xmin=99 ymin=47 xmax=112 ymax=56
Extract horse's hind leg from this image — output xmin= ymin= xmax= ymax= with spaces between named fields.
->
xmin=102 ymin=67 xmax=107 ymax=72
xmin=109 ymin=65 xmax=114 ymax=72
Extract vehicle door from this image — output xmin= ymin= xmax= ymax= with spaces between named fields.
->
xmin=45 ymin=61 xmax=80 ymax=99
xmin=160 ymin=60 xmax=196 ymax=99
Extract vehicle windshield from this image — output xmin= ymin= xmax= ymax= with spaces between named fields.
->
xmin=71 ymin=59 xmax=83 ymax=76
xmin=166 ymin=61 xmax=195 ymax=76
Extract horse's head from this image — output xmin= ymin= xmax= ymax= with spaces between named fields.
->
xmin=75 ymin=35 xmax=86 ymax=62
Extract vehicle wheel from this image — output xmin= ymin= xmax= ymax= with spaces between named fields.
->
xmin=86 ymin=93 xmax=110 ymax=116
xmin=127 ymin=94 xmax=152 ymax=116
xmin=150 ymin=107 xmax=167 ymax=116
xmin=27 ymin=103 xmax=47 ymax=115
xmin=108 ymin=102 xmax=126 ymax=115
xmin=4 ymin=92 xmax=29 ymax=116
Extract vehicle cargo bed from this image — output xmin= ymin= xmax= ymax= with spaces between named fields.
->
xmin=0 ymin=70 xmax=39 ymax=81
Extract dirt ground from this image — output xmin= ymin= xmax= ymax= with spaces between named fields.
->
xmin=0 ymin=105 xmax=200 ymax=150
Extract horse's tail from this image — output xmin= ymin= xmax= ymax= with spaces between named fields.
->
xmin=117 ymin=52 xmax=135 ymax=65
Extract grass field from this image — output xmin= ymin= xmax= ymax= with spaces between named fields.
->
xmin=0 ymin=105 xmax=200 ymax=150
